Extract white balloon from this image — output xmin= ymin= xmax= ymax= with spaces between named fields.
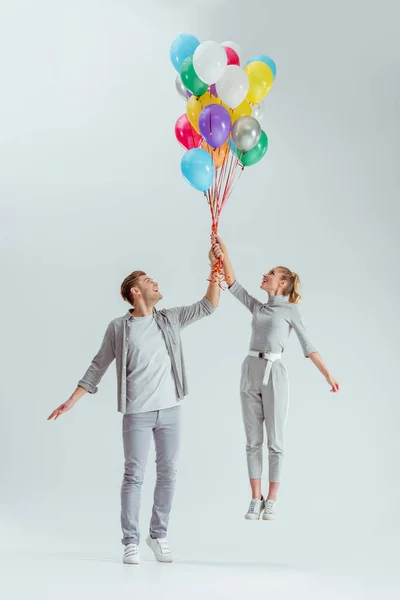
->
xmin=221 ymin=41 xmax=242 ymax=65
xmin=251 ymin=101 xmax=266 ymax=124
xmin=193 ymin=41 xmax=227 ymax=85
xmin=216 ymin=66 xmax=249 ymax=109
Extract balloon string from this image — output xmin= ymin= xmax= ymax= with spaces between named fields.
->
xmin=205 ymin=137 xmax=243 ymax=288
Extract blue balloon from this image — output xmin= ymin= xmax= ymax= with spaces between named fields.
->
xmin=170 ymin=34 xmax=200 ymax=72
xmin=181 ymin=148 xmax=214 ymax=192
xmin=228 ymin=138 xmax=243 ymax=159
xmin=245 ymin=54 xmax=276 ymax=79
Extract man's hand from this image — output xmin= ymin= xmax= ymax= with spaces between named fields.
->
xmin=47 ymin=398 xmax=78 ymax=420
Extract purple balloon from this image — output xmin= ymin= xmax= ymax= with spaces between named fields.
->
xmin=187 ymin=90 xmax=192 ymax=99
xmin=210 ymin=83 xmax=218 ymax=98
xmin=198 ymin=104 xmax=231 ymax=149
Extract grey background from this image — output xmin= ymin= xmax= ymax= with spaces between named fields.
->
xmin=1 ymin=0 xmax=399 ymax=575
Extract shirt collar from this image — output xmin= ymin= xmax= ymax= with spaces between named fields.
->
xmin=123 ymin=308 xmax=158 ymax=321
xmin=267 ymin=294 xmax=289 ymax=307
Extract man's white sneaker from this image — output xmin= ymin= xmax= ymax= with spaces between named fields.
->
xmin=262 ymin=499 xmax=277 ymax=520
xmin=146 ymin=535 xmax=173 ymax=562
xmin=245 ymin=497 xmax=265 ymax=520
xmin=123 ymin=543 xmax=140 ymax=564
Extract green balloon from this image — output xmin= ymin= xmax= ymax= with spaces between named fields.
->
xmin=241 ymin=131 xmax=268 ymax=166
xmin=180 ymin=56 xmax=208 ymax=97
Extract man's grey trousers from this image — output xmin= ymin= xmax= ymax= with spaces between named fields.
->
xmin=240 ymin=356 xmax=289 ymax=482
xmin=121 ymin=406 xmax=181 ymax=545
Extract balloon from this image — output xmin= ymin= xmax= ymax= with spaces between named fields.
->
xmin=175 ymin=73 xmax=189 ymax=101
xmin=175 ymin=114 xmax=203 ymax=150
xmin=221 ymin=41 xmax=242 ymax=65
xmin=228 ymin=138 xmax=244 ymax=160
xmin=210 ymin=83 xmax=218 ymax=98
xmin=223 ymin=45 xmax=240 ymax=66
xmin=231 ymin=99 xmax=252 ymax=123
xmin=170 ymin=33 xmax=200 ymax=72
xmin=241 ymin=131 xmax=268 ymax=166
xmin=193 ymin=41 xmax=227 ymax=85
xmin=232 ymin=116 xmax=261 ymax=152
xmin=202 ymin=140 xmax=229 ymax=168
xmin=180 ymin=56 xmax=209 ymax=97
xmin=181 ymin=148 xmax=214 ymax=191
xmin=251 ymin=101 xmax=266 ymax=124
xmin=246 ymin=54 xmax=276 ymax=79
xmin=198 ymin=104 xmax=232 ymax=149
xmin=244 ymin=61 xmax=274 ymax=104
xmin=186 ymin=92 xmax=214 ymax=132
xmin=216 ymin=65 xmax=249 ymax=109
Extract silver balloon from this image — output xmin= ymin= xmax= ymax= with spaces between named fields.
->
xmin=175 ymin=73 xmax=188 ymax=101
xmin=232 ymin=116 xmax=261 ymax=152
xmin=251 ymin=102 xmax=265 ymax=124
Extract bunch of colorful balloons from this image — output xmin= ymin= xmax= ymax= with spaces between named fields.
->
xmin=170 ymin=34 xmax=276 ymax=193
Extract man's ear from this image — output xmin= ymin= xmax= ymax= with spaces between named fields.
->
xmin=130 ymin=286 xmax=140 ymax=298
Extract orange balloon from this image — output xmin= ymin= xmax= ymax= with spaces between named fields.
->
xmin=202 ymin=140 xmax=229 ymax=168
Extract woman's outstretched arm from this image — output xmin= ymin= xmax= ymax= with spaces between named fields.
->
xmin=308 ymin=352 xmax=340 ymax=393
xmin=212 ymin=234 xmax=263 ymax=314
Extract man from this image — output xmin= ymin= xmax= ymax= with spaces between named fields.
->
xmin=48 ymin=246 xmax=221 ymax=564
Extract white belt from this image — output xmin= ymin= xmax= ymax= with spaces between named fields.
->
xmin=248 ymin=351 xmax=282 ymax=386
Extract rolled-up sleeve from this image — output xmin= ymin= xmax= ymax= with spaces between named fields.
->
xmin=291 ymin=306 xmax=317 ymax=357
xmin=166 ymin=296 xmax=216 ymax=330
xmin=229 ymin=280 xmax=263 ymax=314
xmin=77 ymin=322 xmax=116 ymax=394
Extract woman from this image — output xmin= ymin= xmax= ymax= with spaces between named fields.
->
xmin=212 ymin=235 xmax=339 ymax=521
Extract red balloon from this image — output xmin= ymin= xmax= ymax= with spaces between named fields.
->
xmin=175 ymin=114 xmax=203 ymax=150
xmin=223 ymin=46 xmax=240 ymax=66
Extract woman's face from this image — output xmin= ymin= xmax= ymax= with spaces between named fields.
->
xmin=260 ymin=267 xmax=286 ymax=294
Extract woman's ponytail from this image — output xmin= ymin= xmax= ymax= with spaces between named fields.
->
xmin=277 ymin=267 xmax=302 ymax=304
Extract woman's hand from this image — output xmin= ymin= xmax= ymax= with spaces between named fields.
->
xmin=211 ymin=234 xmax=227 ymax=256
xmin=208 ymin=246 xmax=217 ymax=266
xmin=325 ymin=373 xmax=340 ymax=393
xmin=211 ymin=241 xmax=224 ymax=263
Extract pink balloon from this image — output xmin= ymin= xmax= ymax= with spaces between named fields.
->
xmin=175 ymin=114 xmax=203 ymax=150
xmin=223 ymin=45 xmax=240 ymax=66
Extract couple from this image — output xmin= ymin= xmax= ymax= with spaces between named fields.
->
xmin=48 ymin=235 xmax=339 ymax=564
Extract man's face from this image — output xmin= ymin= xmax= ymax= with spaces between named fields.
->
xmin=132 ymin=275 xmax=163 ymax=305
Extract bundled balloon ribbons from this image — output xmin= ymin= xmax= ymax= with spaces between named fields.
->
xmin=171 ymin=34 xmax=276 ymax=285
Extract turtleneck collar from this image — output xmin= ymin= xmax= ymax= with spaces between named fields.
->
xmin=267 ymin=294 xmax=289 ymax=306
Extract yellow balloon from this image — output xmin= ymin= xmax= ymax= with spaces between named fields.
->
xmin=231 ymin=99 xmax=252 ymax=123
xmin=186 ymin=93 xmax=215 ymax=133
xmin=244 ymin=61 xmax=274 ymax=104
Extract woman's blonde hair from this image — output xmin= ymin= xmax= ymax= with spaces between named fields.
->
xmin=277 ymin=266 xmax=301 ymax=304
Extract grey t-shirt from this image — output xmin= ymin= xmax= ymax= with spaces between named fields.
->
xmin=229 ymin=281 xmax=317 ymax=357
xmin=126 ymin=314 xmax=179 ymax=414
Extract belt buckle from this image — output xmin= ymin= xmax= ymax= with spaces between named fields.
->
xmin=258 ymin=351 xmax=265 ymax=359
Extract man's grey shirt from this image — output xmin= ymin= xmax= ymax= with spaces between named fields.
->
xmin=78 ymin=296 xmax=216 ymax=413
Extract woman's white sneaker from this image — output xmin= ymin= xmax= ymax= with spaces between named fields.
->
xmin=146 ymin=535 xmax=173 ymax=562
xmin=245 ymin=497 xmax=265 ymax=520
xmin=262 ymin=499 xmax=277 ymax=520
xmin=123 ymin=543 xmax=140 ymax=564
